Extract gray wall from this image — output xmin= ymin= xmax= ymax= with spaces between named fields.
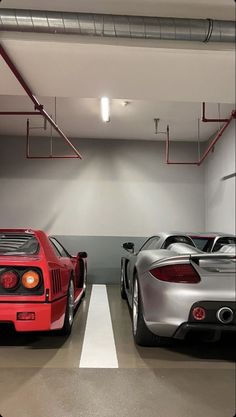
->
xmin=55 ymin=235 xmax=146 ymax=284
xmin=204 ymin=122 xmax=235 ymax=233
xmin=0 ymin=136 xmax=205 ymax=283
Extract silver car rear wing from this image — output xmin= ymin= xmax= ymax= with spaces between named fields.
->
xmin=153 ymin=253 xmax=236 ymax=267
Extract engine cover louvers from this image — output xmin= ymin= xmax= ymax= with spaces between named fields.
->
xmin=51 ymin=269 xmax=62 ymax=294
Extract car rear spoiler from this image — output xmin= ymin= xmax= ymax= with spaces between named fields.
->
xmin=189 ymin=253 xmax=236 ymax=265
xmin=153 ymin=253 xmax=236 ymax=266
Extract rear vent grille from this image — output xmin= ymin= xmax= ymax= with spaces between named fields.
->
xmin=51 ymin=269 xmax=62 ymax=294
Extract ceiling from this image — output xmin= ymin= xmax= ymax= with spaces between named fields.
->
xmin=1 ymin=0 xmax=235 ymax=20
xmin=0 ymin=0 xmax=235 ymax=143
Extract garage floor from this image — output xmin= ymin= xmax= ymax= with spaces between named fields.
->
xmin=0 ymin=285 xmax=235 ymax=417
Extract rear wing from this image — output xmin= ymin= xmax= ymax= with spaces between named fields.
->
xmin=189 ymin=253 xmax=235 ymax=265
xmin=153 ymin=253 xmax=236 ymax=267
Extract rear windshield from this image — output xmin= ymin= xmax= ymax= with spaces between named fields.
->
xmin=0 ymin=233 xmax=39 ymax=255
xmin=191 ymin=237 xmax=213 ymax=251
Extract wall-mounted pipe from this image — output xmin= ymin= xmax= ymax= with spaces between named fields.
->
xmin=0 ymin=43 xmax=82 ymax=159
xmin=0 ymin=9 xmax=235 ymax=43
xmin=166 ymin=109 xmax=236 ymax=166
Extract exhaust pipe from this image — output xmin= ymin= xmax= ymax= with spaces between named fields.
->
xmin=216 ymin=307 xmax=234 ymax=324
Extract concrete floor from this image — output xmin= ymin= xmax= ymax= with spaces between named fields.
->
xmin=0 ymin=285 xmax=235 ymax=417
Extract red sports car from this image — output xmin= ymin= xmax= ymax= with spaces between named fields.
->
xmin=0 ymin=229 xmax=87 ymax=334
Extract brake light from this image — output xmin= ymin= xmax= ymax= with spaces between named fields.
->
xmin=0 ymin=270 xmax=19 ymax=289
xmin=150 ymin=264 xmax=200 ymax=283
xmin=22 ymin=270 xmax=40 ymax=289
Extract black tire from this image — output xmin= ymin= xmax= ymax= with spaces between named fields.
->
xmin=60 ymin=279 xmax=74 ymax=336
xmin=120 ymin=259 xmax=127 ymax=300
xmin=132 ymin=275 xmax=166 ymax=347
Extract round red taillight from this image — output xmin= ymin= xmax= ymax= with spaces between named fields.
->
xmin=0 ymin=270 xmax=19 ymax=289
xmin=192 ymin=307 xmax=206 ymax=321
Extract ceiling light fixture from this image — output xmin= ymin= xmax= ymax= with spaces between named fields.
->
xmin=100 ymin=97 xmax=110 ymax=123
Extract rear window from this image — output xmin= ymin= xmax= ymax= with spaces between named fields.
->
xmin=0 ymin=233 xmax=39 ymax=255
xmin=191 ymin=238 xmax=212 ymax=251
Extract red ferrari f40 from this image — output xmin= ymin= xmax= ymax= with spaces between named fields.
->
xmin=0 ymin=229 xmax=87 ymax=335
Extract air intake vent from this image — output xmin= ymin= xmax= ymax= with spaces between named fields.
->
xmin=51 ymin=269 xmax=62 ymax=294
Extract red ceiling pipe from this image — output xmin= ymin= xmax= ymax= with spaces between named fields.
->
xmin=26 ymin=117 xmax=77 ymax=159
xmin=0 ymin=43 xmax=82 ymax=159
xmin=166 ymin=109 xmax=236 ymax=166
xmin=202 ymin=102 xmax=229 ymax=123
xmin=198 ymin=110 xmax=236 ymax=165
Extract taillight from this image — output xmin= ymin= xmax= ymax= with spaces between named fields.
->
xmin=22 ymin=270 xmax=40 ymax=289
xmin=150 ymin=264 xmax=200 ymax=284
xmin=0 ymin=270 xmax=19 ymax=289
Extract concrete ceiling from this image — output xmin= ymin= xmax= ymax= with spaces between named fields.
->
xmin=0 ymin=0 xmax=235 ymax=142
xmin=1 ymin=0 xmax=234 ymax=20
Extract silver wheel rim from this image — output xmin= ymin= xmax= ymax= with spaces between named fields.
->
xmin=68 ymin=281 xmax=74 ymax=326
xmin=133 ymin=279 xmax=138 ymax=335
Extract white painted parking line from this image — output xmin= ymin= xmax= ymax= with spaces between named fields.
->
xmin=79 ymin=284 xmax=118 ymax=368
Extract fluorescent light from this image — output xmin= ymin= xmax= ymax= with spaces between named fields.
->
xmin=100 ymin=97 xmax=110 ymax=123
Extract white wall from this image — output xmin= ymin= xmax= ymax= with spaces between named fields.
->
xmin=205 ymin=122 xmax=235 ymax=233
xmin=0 ymin=136 xmax=205 ymax=236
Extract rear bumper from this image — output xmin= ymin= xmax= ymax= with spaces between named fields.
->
xmin=173 ymin=323 xmax=236 ymax=340
xmin=146 ymin=321 xmax=236 ymax=340
xmin=0 ymin=298 xmax=66 ymax=331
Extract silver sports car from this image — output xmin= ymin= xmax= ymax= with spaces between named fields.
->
xmin=120 ymin=232 xmax=236 ymax=346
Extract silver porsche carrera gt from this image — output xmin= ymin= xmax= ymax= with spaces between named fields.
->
xmin=120 ymin=232 xmax=236 ymax=346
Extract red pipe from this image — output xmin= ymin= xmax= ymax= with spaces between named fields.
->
xmin=26 ymin=118 xmax=30 ymax=157
xmin=0 ymin=43 xmax=82 ymax=159
xmin=202 ymin=102 xmax=229 ymax=123
xmin=198 ymin=111 xmax=235 ymax=164
xmin=166 ymin=109 xmax=235 ymax=166
xmin=26 ymin=117 xmax=78 ymax=159
xmin=165 ymin=125 xmax=170 ymax=163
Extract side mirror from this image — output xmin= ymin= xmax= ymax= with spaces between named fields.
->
xmin=78 ymin=251 xmax=88 ymax=258
xmin=122 ymin=242 xmax=134 ymax=253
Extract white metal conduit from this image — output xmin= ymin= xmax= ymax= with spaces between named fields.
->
xmin=0 ymin=9 xmax=235 ymax=43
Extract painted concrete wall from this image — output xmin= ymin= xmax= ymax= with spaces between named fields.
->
xmin=204 ymin=122 xmax=235 ymax=234
xmin=0 ymin=136 xmax=205 ymax=282
xmin=0 ymin=136 xmax=204 ymax=235
xmin=54 ymin=235 xmax=145 ymax=284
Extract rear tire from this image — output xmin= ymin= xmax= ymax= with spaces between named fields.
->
xmin=132 ymin=275 xmax=167 ymax=347
xmin=61 ymin=279 xmax=74 ymax=336
xmin=120 ymin=259 xmax=127 ymax=300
